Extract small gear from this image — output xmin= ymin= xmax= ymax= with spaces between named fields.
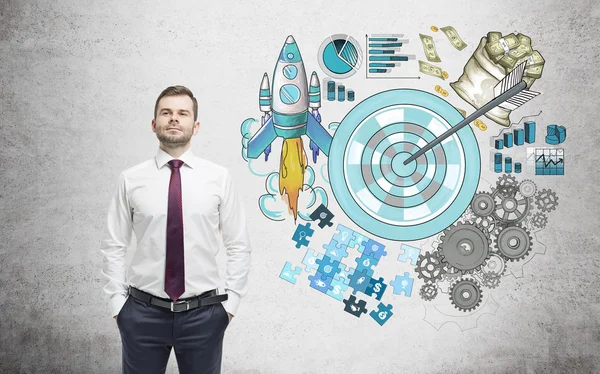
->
xmin=519 ymin=180 xmax=537 ymax=198
xmin=495 ymin=224 xmax=533 ymax=262
xmin=481 ymin=253 xmax=506 ymax=276
xmin=438 ymin=222 xmax=491 ymax=274
xmin=530 ymin=212 xmax=548 ymax=229
xmin=473 ymin=215 xmax=498 ymax=236
xmin=449 ymin=278 xmax=483 ymax=312
xmin=419 ymin=283 xmax=439 ymax=301
xmin=461 ymin=206 xmax=475 ymax=222
xmin=496 ymin=174 xmax=518 ymax=192
xmin=481 ymin=271 xmax=502 ymax=289
xmin=535 ymin=188 xmax=559 ymax=213
xmin=415 ymin=251 xmax=446 ymax=283
xmin=470 ymin=192 xmax=495 ymax=217
xmin=491 ymin=185 xmax=532 ymax=226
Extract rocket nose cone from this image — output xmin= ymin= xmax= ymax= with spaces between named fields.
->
xmin=285 ymin=35 xmax=296 ymax=44
xmin=310 ymin=72 xmax=319 ymax=86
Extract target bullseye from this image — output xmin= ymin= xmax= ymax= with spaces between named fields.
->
xmin=328 ymin=89 xmax=481 ymax=241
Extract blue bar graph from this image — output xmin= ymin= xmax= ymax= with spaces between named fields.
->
xmin=524 ymin=121 xmax=536 ymax=143
xmin=494 ymin=153 xmax=503 ymax=173
xmin=505 ymin=157 xmax=512 ymax=173
xmin=504 ymin=133 xmax=513 ymax=148
xmin=514 ymin=129 xmax=524 ymax=146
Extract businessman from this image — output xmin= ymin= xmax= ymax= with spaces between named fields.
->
xmin=100 ymin=85 xmax=252 ymax=373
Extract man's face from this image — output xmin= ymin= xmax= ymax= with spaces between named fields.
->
xmin=152 ymin=95 xmax=199 ymax=147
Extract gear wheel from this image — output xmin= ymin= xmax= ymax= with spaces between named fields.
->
xmin=481 ymin=253 xmax=506 ymax=275
xmin=461 ymin=206 xmax=475 ymax=222
xmin=519 ymin=180 xmax=537 ymax=198
xmin=438 ymin=222 xmax=492 ymax=274
xmin=481 ymin=271 xmax=501 ymax=289
xmin=449 ymin=278 xmax=483 ymax=312
xmin=419 ymin=283 xmax=438 ymax=301
xmin=473 ymin=215 xmax=498 ymax=236
xmin=530 ymin=212 xmax=548 ymax=229
xmin=535 ymin=188 xmax=558 ymax=213
xmin=496 ymin=174 xmax=518 ymax=192
xmin=470 ymin=192 xmax=495 ymax=217
xmin=495 ymin=224 xmax=533 ymax=262
xmin=415 ymin=251 xmax=446 ymax=283
xmin=491 ymin=185 xmax=532 ymax=226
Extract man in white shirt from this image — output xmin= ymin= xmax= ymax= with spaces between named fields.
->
xmin=100 ymin=85 xmax=252 ymax=374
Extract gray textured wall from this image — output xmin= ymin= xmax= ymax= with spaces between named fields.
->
xmin=1 ymin=0 xmax=599 ymax=373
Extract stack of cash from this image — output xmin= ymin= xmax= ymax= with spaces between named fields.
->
xmin=485 ymin=32 xmax=545 ymax=88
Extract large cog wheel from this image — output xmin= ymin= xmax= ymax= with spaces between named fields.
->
xmin=495 ymin=224 xmax=533 ymax=262
xmin=438 ymin=222 xmax=492 ymax=274
xmin=491 ymin=185 xmax=532 ymax=226
xmin=415 ymin=251 xmax=446 ymax=283
xmin=471 ymin=192 xmax=495 ymax=217
xmin=450 ymin=278 xmax=483 ymax=312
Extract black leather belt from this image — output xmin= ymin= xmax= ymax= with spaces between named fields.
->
xmin=128 ymin=286 xmax=228 ymax=313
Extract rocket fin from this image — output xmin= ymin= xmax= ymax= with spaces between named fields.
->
xmin=306 ymin=114 xmax=332 ymax=156
xmin=247 ymin=116 xmax=277 ymax=159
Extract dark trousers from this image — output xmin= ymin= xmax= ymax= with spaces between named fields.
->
xmin=116 ymin=293 xmax=230 ymax=374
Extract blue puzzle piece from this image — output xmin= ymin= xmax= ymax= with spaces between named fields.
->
xmin=301 ymin=247 xmax=324 ymax=273
xmin=349 ymin=269 xmax=372 ymax=295
xmin=292 ymin=222 xmax=315 ymax=249
xmin=279 ymin=261 xmax=303 ymax=284
xmin=354 ymin=253 xmax=378 ymax=276
xmin=398 ymin=244 xmax=421 ymax=265
xmin=326 ymin=277 xmax=349 ymax=301
xmin=308 ymin=272 xmax=333 ymax=294
xmin=334 ymin=264 xmax=355 ymax=285
xmin=365 ymin=276 xmax=387 ymax=300
xmin=361 ymin=239 xmax=387 ymax=260
xmin=309 ymin=204 xmax=335 ymax=228
xmin=390 ymin=272 xmax=414 ymax=297
xmin=348 ymin=232 xmax=368 ymax=250
xmin=369 ymin=302 xmax=394 ymax=326
xmin=322 ymin=238 xmax=349 ymax=262
xmin=315 ymin=255 xmax=342 ymax=280
xmin=342 ymin=295 xmax=368 ymax=318
xmin=333 ymin=224 xmax=356 ymax=248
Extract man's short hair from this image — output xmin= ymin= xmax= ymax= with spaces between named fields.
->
xmin=154 ymin=85 xmax=198 ymax=121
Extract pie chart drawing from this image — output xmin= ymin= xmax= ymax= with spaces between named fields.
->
xmin=317 ymin=34 xmax=363 ymax=79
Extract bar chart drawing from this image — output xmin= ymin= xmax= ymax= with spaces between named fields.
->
xmin=323 ymin=79 xmax=355 ymax=102
xmin=365 ymin=33 xmax=418 ymax=79
xmin=527 ymin=148 xmax=564 ymax=175
xmin=493 ymin=121 xmax=536 ymax=150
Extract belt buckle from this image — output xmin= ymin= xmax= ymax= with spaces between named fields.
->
xmin=170 ymin=300 xmax=190 ymax=312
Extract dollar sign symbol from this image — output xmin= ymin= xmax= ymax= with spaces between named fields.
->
xmin=363 ymin=259 xmax=370 ymax=266
xmin=374 ymin=283 xmax=381 ymax=293
xmin=378 ymin=311 xmax=388 ymax=319
xmin=342 ymin=232 xmax=348 ymax=241
xmin=333 ymin=285 xmax=341 ymax=294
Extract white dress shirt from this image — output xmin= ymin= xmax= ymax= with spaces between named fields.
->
xmin=100 ymin=146 xmax=252 ymax=317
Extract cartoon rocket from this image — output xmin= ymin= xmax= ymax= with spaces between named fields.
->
xmin=247 ymin=35 xmax=332 ymax=162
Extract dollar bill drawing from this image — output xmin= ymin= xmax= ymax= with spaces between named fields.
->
xmin=419 ymin=60 xmax=445 ymax=80
xmin=487 ymin=33 xmax=519 ymax=57
xmin=440 ymin=26 xmax=467 ymax=51
xmin=419 ymin=34 xmax=441 ymax=62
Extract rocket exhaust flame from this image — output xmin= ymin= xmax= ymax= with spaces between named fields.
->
xmin=279 ymin=138 xmax=307 ymax=222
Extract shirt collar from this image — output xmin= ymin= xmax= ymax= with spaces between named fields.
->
xmin=155 ymin=146 xmax=196 ymax=169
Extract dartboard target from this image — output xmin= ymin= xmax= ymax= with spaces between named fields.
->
xmin=328 ymin=89 xmax=481 ymax=241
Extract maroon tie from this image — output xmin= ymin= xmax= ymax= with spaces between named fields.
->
xmin=165 ymin=159 xmax=185 ymax=301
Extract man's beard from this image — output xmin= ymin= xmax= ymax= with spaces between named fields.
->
xmin=157 ymin=128 xmax=190 ymax=146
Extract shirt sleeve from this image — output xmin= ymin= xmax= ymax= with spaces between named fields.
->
xmin=219 ymin=170 xmax=252 ymax=316
xmin=99 ymin=172 xmax=133 ymax=317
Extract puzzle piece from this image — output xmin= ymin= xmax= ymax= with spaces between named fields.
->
xmin=326 ymin=277 xmax=349 ymax=301
xmin=398 ymin=244 xmax=421 ymax=265
xmin=292 ymin=222 xmax=314 ymax=249
xmin=354 ymin=253 xmax=378 ymax=276
xmin=361 ymin=239 xmax=387 ymax=260
xmin=322 ymin=238 xmax=349 ymax=262
xmin=309 ymin=204 xmax=334 ymax=228
xmin=348 ymin=268 xmax=372 ymax=295
xmin=315 ymin=255 xmax=342 ymax=280
xmin=308 ymin=272 xmax=333 ymax=294
xmin=334 ymin=264 xmax=355 ymax=285
xmin=365 ymin=276 xmax=387 ymax=300
xmin=390 ymin=272 xmax=414 ymax=297
xmin=342 ymin=295 xmax=368 ymax=318
xmin=279 ymin=261 xmax=303 ymax=285
xmin=369 ymin=302 xmax=394 ymax=326
xmin=348 ymin=232 xmax=368 ymax=250
xmin=333 ymin=224 xmax=356 ymax=248
xmin=301 ymin=247 xmax=324 ymax=273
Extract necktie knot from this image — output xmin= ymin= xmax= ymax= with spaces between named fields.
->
xmin=169 ymin=159 xmax=184 ymax=170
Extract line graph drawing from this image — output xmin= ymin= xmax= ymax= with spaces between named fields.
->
xmin=527 ymin=148 xmax=564 ymax=175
